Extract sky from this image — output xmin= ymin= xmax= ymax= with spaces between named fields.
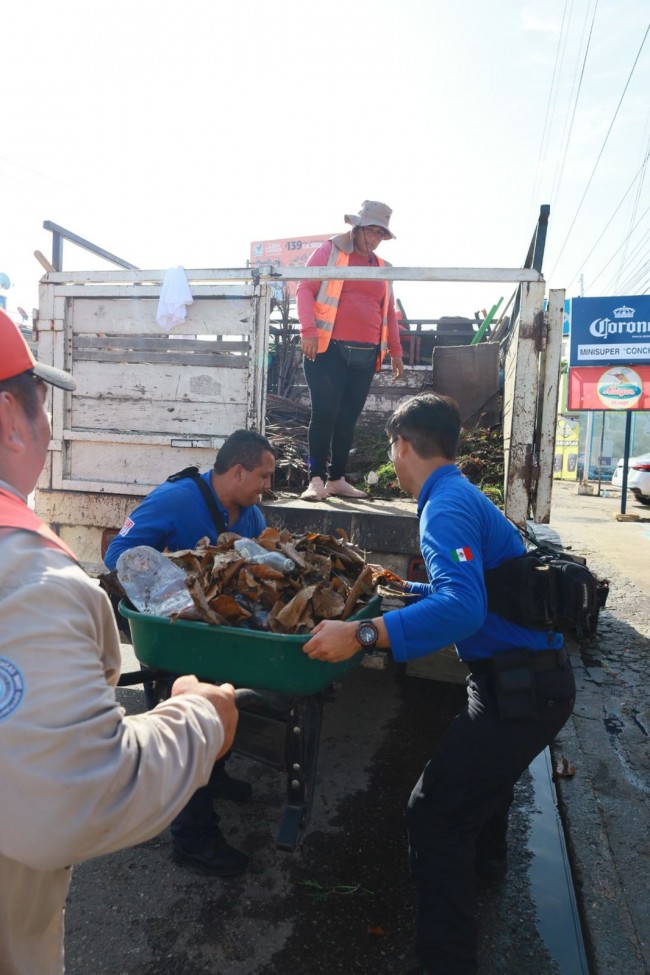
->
xmin=1 ymin=0 xmax=649 ymax=323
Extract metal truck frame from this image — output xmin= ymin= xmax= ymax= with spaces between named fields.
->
xmin=34 ymin=263 xmax=563 ymax=562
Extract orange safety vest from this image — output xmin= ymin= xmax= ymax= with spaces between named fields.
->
xmin=0 ymin=487 xmax=78 ymax=561
xmin=313 ymin=244 xmax=392 ymax=371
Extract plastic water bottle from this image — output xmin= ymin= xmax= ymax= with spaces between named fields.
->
xmin=116 ymin=546 xmax=195 ymax=616
xmin=233 ymin=538 xmax=295 ymax=573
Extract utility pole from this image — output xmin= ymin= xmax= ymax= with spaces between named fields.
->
xmin=580 ymin=273 xmax=594 ymax=484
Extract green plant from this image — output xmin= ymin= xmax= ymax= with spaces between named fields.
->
xmin=299 ymin=880 xmax=374 ymax=900
xmin=347 ymin=421 xmax=505 ymax=500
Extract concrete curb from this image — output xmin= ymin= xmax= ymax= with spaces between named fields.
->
xmin=555 ymin=702 xmax=646 ymax=974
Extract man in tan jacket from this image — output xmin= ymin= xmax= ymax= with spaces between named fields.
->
xmin=0 ymin=308 xmax=239 ymax=975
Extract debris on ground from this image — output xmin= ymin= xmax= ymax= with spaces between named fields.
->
xmin=265 ymin=397 xmax=506 ymax=501
xmin=456 ymin=427 xmax=505 ymax=505
xmin=266 ymin=393 xmax=310 ymax=490
xmin=553 ymin=756 xmax=577 ymax=779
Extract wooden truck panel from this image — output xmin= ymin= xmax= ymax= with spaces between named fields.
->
xmin=36 ymin=273 xmax=270 ymax=498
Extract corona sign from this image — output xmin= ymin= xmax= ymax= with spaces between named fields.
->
xmin=569 ymin=295 xmax=650 ymax=367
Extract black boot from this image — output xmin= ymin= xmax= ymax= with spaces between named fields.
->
xmin=172 ymin=837 xmax=249 ymax=877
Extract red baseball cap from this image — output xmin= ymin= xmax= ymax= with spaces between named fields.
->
xmin=0 ymin=308 xmax=75 ymax=391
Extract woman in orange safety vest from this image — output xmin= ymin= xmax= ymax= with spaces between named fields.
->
xmin=296 ymin=200 xmax=404 ymax=502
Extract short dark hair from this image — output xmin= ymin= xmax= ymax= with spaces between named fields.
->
xmin=386 ymin=394 xmax=461 ymax=461
xmin=214 ymin=429 xmax=276 ymax=474
xmin=0 ymin=371 xmax=43 ymax=422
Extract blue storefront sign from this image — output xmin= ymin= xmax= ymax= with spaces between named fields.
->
xmin=569 ymin=295 xmax=650 ymax=367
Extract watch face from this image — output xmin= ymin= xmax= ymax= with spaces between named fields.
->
xmin=357 ymin=622 xmax=378 ymax=647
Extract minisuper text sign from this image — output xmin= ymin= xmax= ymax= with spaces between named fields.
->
xmin=569 ymin=295 xmax=650 ymax=367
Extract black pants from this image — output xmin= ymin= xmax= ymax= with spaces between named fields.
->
xmin=303 ymin=342 xmax=376 ymax=480
xmin=143 ymin=670 xmax=227 ymax=852
xmin=406 ymin=658 xmax=576 ymax=975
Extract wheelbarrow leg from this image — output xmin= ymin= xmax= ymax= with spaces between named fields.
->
xmin=276 ymin=693 xmax=324 ymax=851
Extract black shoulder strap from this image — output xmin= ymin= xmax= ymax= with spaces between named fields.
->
xmin=166 ymin=467 xmax=227 ymax=537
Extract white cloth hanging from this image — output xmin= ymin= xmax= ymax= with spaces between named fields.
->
xmin=156 ymin=266 xmax=194 ymax=329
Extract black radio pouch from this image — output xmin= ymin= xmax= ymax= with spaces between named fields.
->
xmin=484 ymin=529 xmax=608 ymax=637
xmin=492 ymin=649 xmax=538 ymax=721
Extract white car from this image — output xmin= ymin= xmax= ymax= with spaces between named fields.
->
xmin=612 ymin=452 xmax=650 ymax=506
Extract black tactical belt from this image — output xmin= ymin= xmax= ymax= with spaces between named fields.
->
xmin=468 ymin=648 xmax=567 ymax=675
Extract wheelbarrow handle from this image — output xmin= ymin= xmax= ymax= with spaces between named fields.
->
xmin=117 ymin=670 xmax=290 ymax=711
xmin=234 ymin=688 xmax=268 ymax=708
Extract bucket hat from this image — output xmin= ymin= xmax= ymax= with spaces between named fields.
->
xmin=344 ymin=200 xmax=395 ymax=239
xmin=0 ymin=308 xmax=76 ymax=390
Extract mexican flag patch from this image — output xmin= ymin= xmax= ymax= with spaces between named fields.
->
xmin=451 ymin=547 xmax=473 ymax=563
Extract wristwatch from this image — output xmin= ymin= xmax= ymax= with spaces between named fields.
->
xmin=355 ymin=620 xmax=379 ymax=648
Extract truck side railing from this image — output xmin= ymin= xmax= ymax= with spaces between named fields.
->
xmin=43 ymin=220 xmax=138 ymax=272
xmin=42 ymin=266 xmax=543 ymax=285
xmin=38 ymin=263 xmax=562 ymax=526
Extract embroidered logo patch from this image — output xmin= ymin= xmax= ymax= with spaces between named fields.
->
xmin=119 ymin=517 xmax=135 ymax=538
xmin=0 ymin=657 xmax=25 ymax=721
xmin=451 ymin=547 xmax=473 ymax=563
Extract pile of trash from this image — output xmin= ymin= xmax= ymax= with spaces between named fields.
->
xmin=105 ymin=527 xmax=399 ymax=635
xmin=456 ymin=427 xmax=505 ymax=505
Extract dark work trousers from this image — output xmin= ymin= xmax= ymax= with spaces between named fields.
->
xmin=143 ymin=670 xmax=227 ymax=853
xmin=406 ymin=658 xmax=576 ymax=975
xmin=303 ymin=342 xmax=377 ymax=481
xmin=170 ymin=760 xmax=226 ymax=852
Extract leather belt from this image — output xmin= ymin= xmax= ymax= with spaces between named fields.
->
xmin=468 ymin=648 xmax=567 ymax=675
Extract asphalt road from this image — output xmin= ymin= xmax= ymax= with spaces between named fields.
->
xmin=62 ymin=480 xmax=650 ymax=975
xmin=547 ymin=480 xmax=650 ymax=975
xmin=65 ymin=668 xmax=568 ymax=975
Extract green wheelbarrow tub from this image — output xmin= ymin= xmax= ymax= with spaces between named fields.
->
xmin=119 ymin=595 xmax=382 ymax=695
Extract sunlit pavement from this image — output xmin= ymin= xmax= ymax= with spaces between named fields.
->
xmin=549 ymin=479 xmax=650 ymax=975
xmin=62 ymin=481 xmax=649 ymax=974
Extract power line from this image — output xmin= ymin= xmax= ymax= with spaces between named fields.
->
xmin=594 ymin=223 xmax=650 ymax=294
xmin=550 ymin=0 xmax=599 ymax=209
xmin=600 ymin=226 xmax=650 ymax=294
xmin=615 ymin=253 xmax=650 ymax=295
xmin=548 ymin=22 xmax=650 ymax=278
xmin=620 ymin=266 xmax=649 ymax=296
xmin=566 ymin=151 xmax=650 ymax=288
xmin=527 ymin=0 xmax=572 ymax=231
xmin=0 ymin=155 xmax=71 ymax=187
xmin=614 ymin=247 xmax=650 ymax=293
xmin=614 ymin=113 xmax=650 ymax=289
xmin=587 ymin=223 xmax=650 ymax=294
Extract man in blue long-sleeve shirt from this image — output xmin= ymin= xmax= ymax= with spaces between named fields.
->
xmin=105 ymin=429 xmax=276 ymax=879
xmin=303 ymin=394 xmax=576 ymax=975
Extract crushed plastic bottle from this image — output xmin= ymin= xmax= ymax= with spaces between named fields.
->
xmin=233 ymin=538 xmax=295 ymax=573
xmin=116 ymin=546 xmax=195 ymax=616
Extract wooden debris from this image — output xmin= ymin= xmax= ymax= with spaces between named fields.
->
xmin=342 ymin=564 xmax=374 ymax=619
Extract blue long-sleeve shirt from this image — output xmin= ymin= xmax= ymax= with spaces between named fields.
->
xmin=383 ymin=465 xmax=563 ymax=663
xmin=104 ymin=471 xmax=266 ymax=571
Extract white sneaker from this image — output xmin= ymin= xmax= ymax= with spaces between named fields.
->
xmin=325 ymin=477 xmax=366 ymax=498
xmin=300 ymin=477 xmax=328 ymax=502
